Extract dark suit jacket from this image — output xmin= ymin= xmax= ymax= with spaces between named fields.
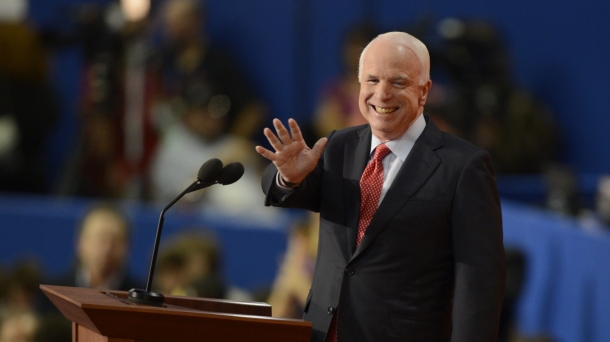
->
xmin=262 ymin=116 xmax=506 ymax=342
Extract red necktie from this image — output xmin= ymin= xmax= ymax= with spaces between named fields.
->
xmin=356 ymin=143 xmax=391 ymax=247
xmin=325 ymin=144 xmax=391 ymax=342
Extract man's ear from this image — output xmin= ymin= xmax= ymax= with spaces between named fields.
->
xmin=419 ymin=79 xmax=432 ymax=106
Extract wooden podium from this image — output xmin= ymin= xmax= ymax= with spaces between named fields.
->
xmin=40 ymin=285 xmax=311 ymax=342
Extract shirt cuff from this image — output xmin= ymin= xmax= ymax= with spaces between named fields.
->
xmin=276 ymin=172 xmax=299 ymax=189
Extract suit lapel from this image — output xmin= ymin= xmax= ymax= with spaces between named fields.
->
xmin=343 ymin=126 xmax=371 ymax=257
xmin=350 ymin=118 xmax=444 ymax=262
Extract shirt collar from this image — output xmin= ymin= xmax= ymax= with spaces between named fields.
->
xmin=370 ymin=113 xmax=427 ymax=162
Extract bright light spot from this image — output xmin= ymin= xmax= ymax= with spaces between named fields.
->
xmin=121 ymin=0 xmax=150 ymax=22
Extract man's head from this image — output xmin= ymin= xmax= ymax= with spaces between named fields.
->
xmin=358 ymin=32 xmax=432 ymax=142
xmin=76 ymin=204 xmax=130 ymax=288
xmin=163 ymin=0 xmax=203 ymax=47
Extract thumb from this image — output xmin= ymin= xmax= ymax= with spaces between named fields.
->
xmin=311 ymin=137 xmax=328 ymax=158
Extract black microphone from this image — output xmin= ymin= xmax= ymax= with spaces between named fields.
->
xmin=217 ymin=162 xmax=245 ymax=185
xmin=128 ymin=158 xmax=224 ymax=306
xmin=198 ymin=158 xmax=225 ymax=184
xmin=187 ymin=162 xmax=245 ymax=193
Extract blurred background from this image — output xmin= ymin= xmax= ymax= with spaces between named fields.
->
xmin=0 ymin=0 xmax=609 ymax=341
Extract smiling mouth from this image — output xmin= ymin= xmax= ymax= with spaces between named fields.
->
xmin=373 ymin=105 xmax=398 ymax=114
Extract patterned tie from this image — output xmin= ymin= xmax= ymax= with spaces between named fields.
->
xmin=325 ymin=144 xmax=391 ymax=342
xmin=356 ymin=143 xmax=391 ymax=247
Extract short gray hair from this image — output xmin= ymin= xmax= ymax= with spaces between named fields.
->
xmin=357 ymin=32 xmax=430 ymax=86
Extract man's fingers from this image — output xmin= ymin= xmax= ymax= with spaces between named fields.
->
xmin=263 ymin=127 xmax=284 ymax=152
xmin=288 ymin=118 xmax=304 ymax=142
xmin=255 ymin=145 xmax=276 ymax=161
xmin=273 ymin=119 xmax=293 ymax=145
xmin=311 ymin=137 xmax=328 ymax=158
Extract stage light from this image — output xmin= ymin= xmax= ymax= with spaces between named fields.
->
xmin=121 ymin=0 xmax=150 ymax=22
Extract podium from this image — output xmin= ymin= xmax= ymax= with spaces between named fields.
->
xmin=40 ymin=285 xmax=312 ymax=342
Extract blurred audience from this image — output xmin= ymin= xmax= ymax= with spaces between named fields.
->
xmin=147 ymin=0 xmax=268 ymax=215
xmin=592 ymin=176 xmax=610 ymax=228
xmin=32 ymin=314 xmax=71 ymax=342
xmin=0 ymin=261 xmax=41 ymax=312
xmin=154 ymin=229 xmax=251 ymax=301
xmin=57 ymin=0 xmax=267 ymax=207
xmin=35 ymin=203 xmax=139 ymax=340
xmin=267 ymin=213 xmax=318 ymax=318
xmin=149 ymin=0 xmax=266 ymax=141
xmin=148 ymin=79 xmax=266 ymax=216
xmin=0 ymin=259 xmax=42 ymax=342
xmin=423 ymin=18 xmax=560 ymax=173
xmin=57 ymin=0 xmax=157 ymax=199
xmin=311 ymin=23 xmax=377 ymax=139
xmin=155 ymin=230 xmax=225 ymax=299
xmin=0 ymin=5 xmax=58 ymax=194
xmin=543 ymin=164 xmax=583 ymax=217
xmin=580 ymin=175 xmax=610 ymax=231
xmin=0 ymin=309 xmax=38 ymax=342
xmin=52 ymin=203 xmax=139 ymax=290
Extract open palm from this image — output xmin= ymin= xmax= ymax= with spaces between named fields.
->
xmin=255 ymin=118 xmax=327 ymax=185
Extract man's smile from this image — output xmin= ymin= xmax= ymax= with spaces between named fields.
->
xmin=372 ymin=105 xmax=399 ymax=114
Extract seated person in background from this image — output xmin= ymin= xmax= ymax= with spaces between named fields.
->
xmin=312 ymin=23 xmax=378 ymax=139
xmin=267 ymin=213 xmax=319 ymax=318
xmin=54 ymin=203 xmax=139 ymax=291
xmin=425 ymin=18 xmax=559 ymax=173
xmin=0 ymin=308 xmax=38 ymax=342
xmin=155 ymin=230 xmax=224 ymax=298
xmin=0 ymin=261 xmax=41 ymax=342
xmin=149 ymin=83 xmax=270 ymax=218
xmin=32 ymin=315 xmax=72 ymax=342
xmin=34 ymin=203 xmax=139 ymax=342
xmin=150 ymin=0 xmax=266 ymax=141
xmin=0 ymin=15 xmax=58 ymax=194
xmin=579 ymin=175 xmax=610 ymax=230
xmin=0 ymin=260 xmax=41 ymax=312
xmin=154 ymin=230 xmax=244 ymax=300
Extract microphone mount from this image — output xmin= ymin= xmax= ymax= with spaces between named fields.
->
xmin=128 ymin=158 xmax=226 ymax=306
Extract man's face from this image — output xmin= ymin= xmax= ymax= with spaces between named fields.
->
xmin=358 ymin=39 xmax=431 ymax=141
xmin=77 ymin=211 xmax=128 ymax=281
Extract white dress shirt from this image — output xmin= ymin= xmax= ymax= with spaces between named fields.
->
xmin=370 ymin=113 xmax=426 ymax=205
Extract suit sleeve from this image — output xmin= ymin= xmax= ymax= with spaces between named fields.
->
xmin=451 ymin=150 xmax=506 ymax=342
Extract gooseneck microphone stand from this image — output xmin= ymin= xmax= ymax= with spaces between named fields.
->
xmin=128 ymin=180 xmax=201 ymax=306
xmin=127 ymin=158 xmax=224 ymax=306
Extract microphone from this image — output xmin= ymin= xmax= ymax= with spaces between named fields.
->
xmin=198 ymin=158 xmax=225 ymax=184
xmin=128 ymin=158 xmax=230 ymax=306
xmin=187 ymin=162 xmax=245 ymax=193
xmin=217 ymin=162 xmax=245 ymax=185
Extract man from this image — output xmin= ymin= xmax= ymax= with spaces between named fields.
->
xmin=59 ymin=204 xmax=139 ymax=290
xmin=35 ymin=203 xmax=141 ymax=339
xmin=256 ymin=32 xmax=505 ymax=341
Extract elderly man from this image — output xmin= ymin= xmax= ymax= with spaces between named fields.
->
xmin=256 ymin=32 xmax=505 ymax=341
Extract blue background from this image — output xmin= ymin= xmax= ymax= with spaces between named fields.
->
xmin=27 ymin=0 xmax=610 ymax=184
xmin=5 ymin=1 xmax=610 ymax=341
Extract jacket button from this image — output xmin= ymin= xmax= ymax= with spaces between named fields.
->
xmin=327 ymin=306 xmax=335 ymax=315
xmin=345 ymin=267 xmax=355 ymax=276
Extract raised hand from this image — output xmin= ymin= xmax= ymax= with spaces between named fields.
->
xmin=255 ymin=118 xmax=327 ymax=186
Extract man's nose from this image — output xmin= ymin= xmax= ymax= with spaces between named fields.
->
xmin=376 ymin=82 xmax=393 ymax=101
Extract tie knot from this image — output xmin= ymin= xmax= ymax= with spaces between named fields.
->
xmin=373 ymin=144 xmax=391 ymax=162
